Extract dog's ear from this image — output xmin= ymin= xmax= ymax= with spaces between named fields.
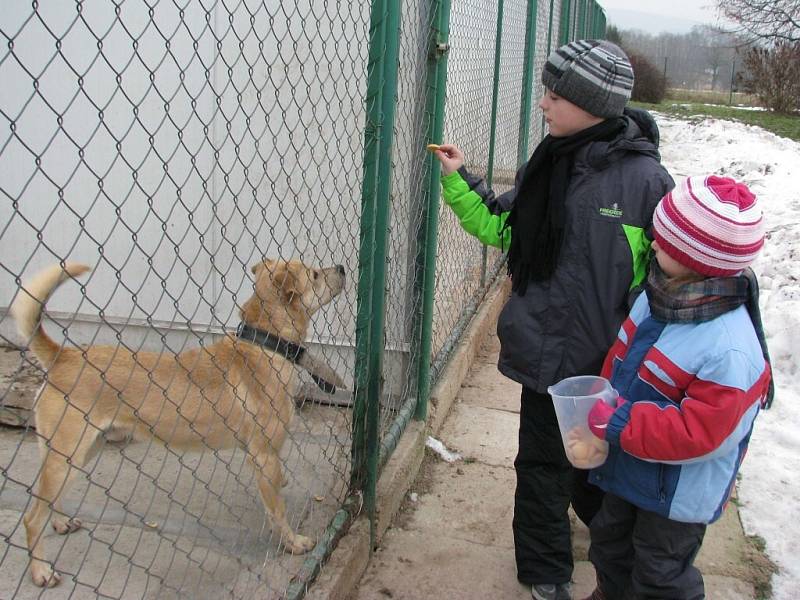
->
xmin=271 ymin=262 xmax=301 ymax=305
xmin=251 ymin=259 xmax=272 ymax=275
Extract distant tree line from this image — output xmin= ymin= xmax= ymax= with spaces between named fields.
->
xmin=605 ymin=0 xmax=800 ymax=113
xmin=607 ymin=25 xmax=741 ymax=92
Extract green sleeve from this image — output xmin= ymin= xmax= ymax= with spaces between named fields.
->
xmin=440 ymin=171 xmax=511 ymax=249
xmin=622 ymin=224 xmax=652 ymax=290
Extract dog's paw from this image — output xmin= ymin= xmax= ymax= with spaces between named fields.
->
xmin=52 ymin=516 xmax=82 ymax=535
xmin=283 ymin=533 xmax=315 ymax=555
xmin=31 ymin=562 xmax=62 ymax=588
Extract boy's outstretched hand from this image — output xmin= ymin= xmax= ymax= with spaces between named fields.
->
xmin=430 ymin=143 xmax=464 ymax=176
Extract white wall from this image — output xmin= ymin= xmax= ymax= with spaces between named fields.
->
xmin=0 ymin=0 xmax=370 ymax=359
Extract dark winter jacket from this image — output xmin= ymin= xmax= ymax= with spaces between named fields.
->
xmin=440 ymin=108 xmax=674 ymax=392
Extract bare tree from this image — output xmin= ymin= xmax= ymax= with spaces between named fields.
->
xmin=738 ymin=42 xmax=800 ymax=112
xmin=628 ymin=53 xmax=667 ymax=103
xmin=716 ymin=0 xmax=800 ymax=43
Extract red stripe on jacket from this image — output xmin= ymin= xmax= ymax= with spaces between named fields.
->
xmin=620 ymin=365 xmax=770 ymax=462
xmin=644 ymin=347 xmax=696 ymax=390
xmin=638 ymin=361 xmax=682 ymax=403
xmin=601 ymin=317 xmax=637 ymax=379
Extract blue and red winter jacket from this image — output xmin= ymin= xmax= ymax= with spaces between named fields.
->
xmin=589 ymin=291 xmax=771 ymax=524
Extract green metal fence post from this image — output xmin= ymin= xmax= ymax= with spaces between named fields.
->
xmin=352 ymin=4 xmax=382 ymax=497
xmin=413 ymin=0 xmax=453 ymax=422
xmin=594 ymin=3 xmax=600 ymax=36
xmin=587 ymin=1 xmax=592 ymax=38
xmin=582 ymin=0 xmax=589 ymax=38
xmin=540 ymin=0 xmax=556 ymax=141
xmin=480 ymin=0 xmax=506 ymax=285
xmin=352 ymin=0 xmax=384 ymax=498
xmin=573 ymin=0 xmax=579 ymax=39
xmin=351 ymin=0 xmax=402 ymax=540
xmin=366 ymin=0 xmax=401 ymax=528
xmin=559 ymin=0 xmax=572 ymax=44
xmin=486 ymin=0 xmax=505 ymax=194
xmin=517 ymin=0 xmax=539 ymax=165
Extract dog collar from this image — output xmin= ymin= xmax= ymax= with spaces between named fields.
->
xmin=235 ymin=322 xmax=336 ymax=393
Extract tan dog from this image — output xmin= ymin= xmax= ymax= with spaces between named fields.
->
xmin=10 ymin=259 xmax=345 ymax=587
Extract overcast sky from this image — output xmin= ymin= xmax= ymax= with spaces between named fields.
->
xmin=600 ymin=0 xmax=727 ymax=34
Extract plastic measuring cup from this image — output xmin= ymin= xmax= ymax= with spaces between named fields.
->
xmin=547 ymin=375 xmax=618 ymax=469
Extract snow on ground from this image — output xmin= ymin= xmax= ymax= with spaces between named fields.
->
xmin=656 ymin=114 xmax=800 ymax=599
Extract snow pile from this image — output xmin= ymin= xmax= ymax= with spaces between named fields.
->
xmin=425 ymin=436 xmax=462 ymax=463
xmin=657 ymin=115 xmax=800 ymax=598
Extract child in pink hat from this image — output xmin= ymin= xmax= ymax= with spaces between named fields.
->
xmin=582 ymin=175 xmax=773 ymax=600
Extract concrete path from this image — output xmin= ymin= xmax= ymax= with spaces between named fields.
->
xmin=352 ymin=330 xmax=772 ymax=600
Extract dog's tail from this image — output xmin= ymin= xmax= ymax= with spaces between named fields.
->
xmin=10 ymin=262 xmax=92 ymax=367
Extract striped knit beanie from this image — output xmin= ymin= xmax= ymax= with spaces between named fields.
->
xmin=653 ymin=175 xmax=765 ymax=277
xmin=542 ymin=39 xmax=633 ymax=118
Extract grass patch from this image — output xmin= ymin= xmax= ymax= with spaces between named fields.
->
xmin=630 ymin=100 xmax=800 ymax=142
xmin=664 ymin=87 xmax=759 ymax=106
xmin=744 ymin=533 xmax=778 ymax=600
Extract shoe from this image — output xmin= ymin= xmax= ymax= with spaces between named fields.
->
xmin=531 ymin=582 xmax=572 ymax=600
xmin=578 ymin=588 xmax=606 ymax=600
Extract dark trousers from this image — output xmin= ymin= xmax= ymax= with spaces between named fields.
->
xmin=513 ymin=387 xmax=606 ymax=585
xmin=589 ymin=493 xmax=707 ymax=600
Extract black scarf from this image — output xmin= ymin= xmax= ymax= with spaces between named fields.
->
xmin=646 ymin=262 xmax=775 ymax=408
xmin=503 ymin=117 xmax=626 ymax=295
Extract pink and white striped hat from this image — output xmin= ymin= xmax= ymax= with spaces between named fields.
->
xmin=653 ymin=175 xmax=765 ymax=277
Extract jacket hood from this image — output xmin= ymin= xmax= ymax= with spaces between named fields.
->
xmin=623 ymin=107 xmax=661 ymax=148
xmin=580 ymin=107 xmax=662 ymax=168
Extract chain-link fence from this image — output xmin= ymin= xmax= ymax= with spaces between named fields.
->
xmin=0 ymin=1 xmax=604 ymax=597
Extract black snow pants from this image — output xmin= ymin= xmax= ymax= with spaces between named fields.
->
xmin=513 ymin=387 xmax=606 ymax=585
xmin=589 ymin=493 xmax=707 ymax=599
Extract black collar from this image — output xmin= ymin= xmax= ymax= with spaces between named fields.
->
xmin=236 ymin=322 xmax=305 ymax=361
xmin=235 ymin=322 xmax=336 ymax=393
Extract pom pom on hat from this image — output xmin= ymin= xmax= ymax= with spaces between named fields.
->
xmin=653 ymin=175 xmax=765 ymax=277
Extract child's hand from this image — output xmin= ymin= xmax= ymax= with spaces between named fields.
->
xmin=587 ymin=398 xmax=624 ymax=439
xmin=432 ymin=143 xmax=464 ymax=176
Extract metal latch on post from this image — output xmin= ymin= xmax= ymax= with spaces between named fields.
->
xmin=434 ymin=42 xmax=450 ymax=55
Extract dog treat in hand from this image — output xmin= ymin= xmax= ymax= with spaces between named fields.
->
xmin=426 ymin=143 xmax=441 ymax=153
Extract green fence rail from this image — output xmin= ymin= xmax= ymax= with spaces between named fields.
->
xmin=0 ymin=0 xmax=605 ymax=597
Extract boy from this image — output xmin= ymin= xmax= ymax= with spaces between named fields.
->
xmin=433 ymin=40 xmax=674 ymax=600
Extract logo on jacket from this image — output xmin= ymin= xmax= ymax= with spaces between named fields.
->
xmin=599 ymin=203 xmax=623 ymax=218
